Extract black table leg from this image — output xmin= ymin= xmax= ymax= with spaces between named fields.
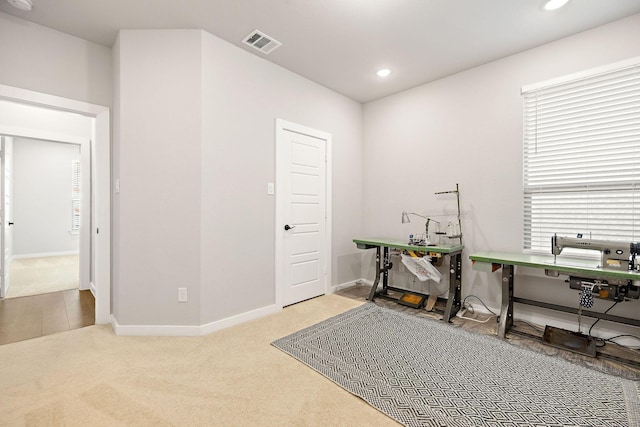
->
xmin=367 ymin=246 xmax=382 ymax=301
xmin=498 ymin=264 xmax=514 ymax=338
xmin=381 ymin=246 xmax=390 ymax=294
xmin=443 ymin=252 xmax=462 ymax=322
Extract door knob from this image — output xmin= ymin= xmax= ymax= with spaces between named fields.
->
xmin=284 ymin=224 xmax=295 ymax=231
xmin=8 ymin=222 xmax=14 ymax=226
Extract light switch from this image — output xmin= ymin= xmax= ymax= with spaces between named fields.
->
xmin=267 ymin=182 xmax=275 ymax=195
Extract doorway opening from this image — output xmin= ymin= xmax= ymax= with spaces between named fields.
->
xmin=0 ymin=132 xmax=96 ymax=344
xmin=0 ymin=84 xmax=111 ymax=325
xmin=4 ymin=137 xmax=85 ymax=299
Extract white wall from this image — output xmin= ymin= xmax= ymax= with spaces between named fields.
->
xmin=113 ymin=30 xmax=203 ymax=327
xmin=0 ymin=12 xmax=112 ymax=107
xmin=12 ymin=138 xmax=80 ymax=256
xmin=113 ymin=29 xmax=363 ymax=330
xmin=200 ymin=31 xmax=363 ymax=324
xmin=361 ymin=14 xmax=640 ymax=336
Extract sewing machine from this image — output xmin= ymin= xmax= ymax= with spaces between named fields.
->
xmin=551 ymin=234 xmax=640 ymax=301
xmin=551 ymin=234 xmax=640 ymax=272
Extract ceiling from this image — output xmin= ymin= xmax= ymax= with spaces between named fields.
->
xmin=2 ymin=0 xmax=640 ymax=103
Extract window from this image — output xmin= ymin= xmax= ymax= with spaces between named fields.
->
xmin=522 ymin=58 xmax=640 ymax=254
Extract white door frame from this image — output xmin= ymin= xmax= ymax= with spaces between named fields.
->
xmin=0 ymin=84 xmax=111 ymax=324
xmin=274 ymin=118 xmax=332 ymax=308
xmin=0 ymin=136 xmax=12 ymax=298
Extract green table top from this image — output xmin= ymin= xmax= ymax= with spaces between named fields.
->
xmin=353 ymin=237 xmax=463 ymax=254
xmin=469 ymin=251 xmax=640 ymax=280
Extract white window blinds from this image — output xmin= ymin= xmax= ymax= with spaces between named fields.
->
xmin=522 ymin=59 xmax=640 ymax=254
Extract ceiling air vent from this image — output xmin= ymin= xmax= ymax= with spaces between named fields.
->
xmin=242 ymin=30 xmax=282 ymax=55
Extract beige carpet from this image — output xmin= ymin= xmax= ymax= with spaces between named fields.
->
xmin=6 ymin=255 xmax=79 ymax=298
xmin=4 ymin=287 xmax=637 ymax=426
xmin=0 ymin=294 xmax=399 ymax=426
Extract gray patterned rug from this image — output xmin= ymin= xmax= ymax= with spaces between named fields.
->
xmin=272 ymin=303 xmax=640 ymax=427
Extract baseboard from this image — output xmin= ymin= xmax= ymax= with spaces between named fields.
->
xmin=466 ymin=303 xmax=640 ymax=348
xmin=200 ymin=304 xmax=280 ymax=335
xmin=88 ymin=281 xmax=97 ymax=298
xmin=465 ymin=303 xmax=499 ymax=317
xmin=330 ymin=279 xmax=371 ymax=294
xmin=111 ymin=316 xmax=202 ymax=336
xmin=12 ymin=251 xmax=79 ymax=260
xmin=110 ymin=304 xmax=281 ymax=337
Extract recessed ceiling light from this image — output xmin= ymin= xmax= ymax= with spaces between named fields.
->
xmin=7 ymin=0 xmax=33 ymax=11
xmin=543 ymin=0 xmax=570 ymax=11
xmin=377 ymin=69 xmax=391 ymax=78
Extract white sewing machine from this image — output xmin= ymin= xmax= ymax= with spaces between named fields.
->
xmin=550 ymin=234 xmax=640 ymax=301
xmin=551 ymin=234 xmax=640 ymax=272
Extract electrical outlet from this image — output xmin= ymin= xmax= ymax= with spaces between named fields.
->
xmin=178 ymin=287 xmax=188 ymax=303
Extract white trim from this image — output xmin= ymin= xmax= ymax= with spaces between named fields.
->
xmin=330 ymin=279 xmax=362 ymax=293
xmin=12 ymin=251 xmax=79 ymax=260
xmin=89 ymin=281 xmax=97 ymax=298
xmin=0 ymin=84 xmax=111 ymax=325
xmin=0 ymin=125 xmax=87 ymax=145
xmin=93 ymin=109 xmax=111 ymax=324
xmin=521 ymin=56 xmax=640 ymax=93
xmin=275 ymin=119 xmax=332 ymax=309
xmin=325 ymin=129 xmax=333 ymax=299
xmin=0 ymin=84 xmax=106 ymax=116
xmin=200 ymin=304 xmax=280 ymax=335
xmin=111 ymin=316 xmax=202 ymax=337
xmin=510 ymin=306 xmax=640 ymax=347
xmin=111 ymin=304 xmax=281 ymax=337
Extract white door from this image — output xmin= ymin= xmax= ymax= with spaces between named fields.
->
xmin=0 ymin=136 xmax=13 ymax=298
xmin=276 ymin=119 xmax=331 ymax=307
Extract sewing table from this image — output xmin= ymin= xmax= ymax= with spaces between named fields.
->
xmin=353 ymin=238 xmax=463 ymax=322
